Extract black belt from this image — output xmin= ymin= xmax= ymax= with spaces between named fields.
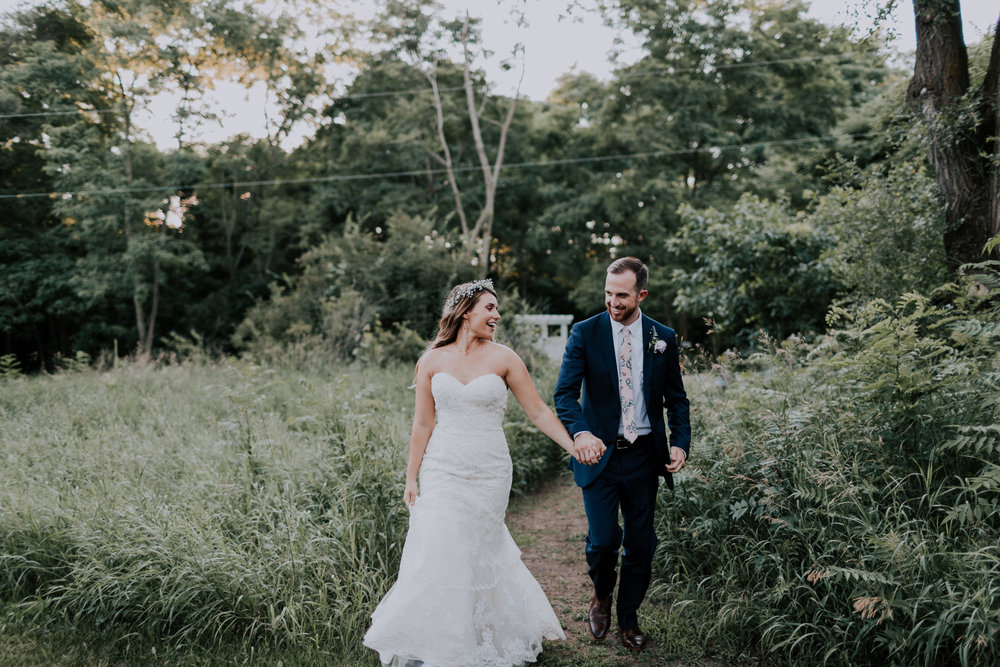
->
xmin=615 ymin=433 xmax=652 ymax=450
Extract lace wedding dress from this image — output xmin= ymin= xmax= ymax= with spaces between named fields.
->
xmin=363 ymin=372 xmax=566 ymax=667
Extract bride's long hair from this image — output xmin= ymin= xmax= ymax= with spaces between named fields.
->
xmin=428 ymin=280 xmax=498 ymax=350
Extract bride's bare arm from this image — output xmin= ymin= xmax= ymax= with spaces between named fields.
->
xmin=404 ymin=363 xmax=436 ymax=506
xmin=504 ymin=351 xmax=605 ymax=465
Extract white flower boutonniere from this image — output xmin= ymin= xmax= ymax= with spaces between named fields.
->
xmin=647 ymin=327 xmax=667 ymax=354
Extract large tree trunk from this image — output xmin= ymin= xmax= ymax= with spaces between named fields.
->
xmin=984 ymin=18 xmax=1000 ymax=242
xmin=905 ymin=1 xmax=1000 ymax=274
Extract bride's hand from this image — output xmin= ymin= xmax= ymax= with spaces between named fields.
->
xmin=403 ymin=480 xmax=418 ymax=507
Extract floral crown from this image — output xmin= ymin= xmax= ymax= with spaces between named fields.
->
xmin=445 ymin=279 xmax=495 ymax=313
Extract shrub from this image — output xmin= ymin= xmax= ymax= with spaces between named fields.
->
xmin=654 ymin=262 xmax=1000 ymax=665
xmin=667 ymin=194 xmax=840 ymax=347
xmin=232 ymin=213 xmax=478 ymax=360
xmin=814 ymin=159 xmax=947 ymax=305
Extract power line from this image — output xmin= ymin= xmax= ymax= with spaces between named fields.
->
xmin=0 ymin=51 xmax=880 ymax=121
xmin=615 ymin=52 xmax=883 ymax=81
xmin=0 ymin=108 xmax=121 ymax=120
xmin=0 ymin=85 xmax=468 ymax=121
xmin=0 ymin=131 xmax=883 ymax=200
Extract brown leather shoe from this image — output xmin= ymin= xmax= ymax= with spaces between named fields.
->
xmin=587 ymin=595 xmax=612 ymax=641
xmin=620 ymin=626 xmax=649 ymax=651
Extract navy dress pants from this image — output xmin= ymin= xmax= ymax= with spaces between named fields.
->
xmin=581 ymin=435 xmax=659 ymax=631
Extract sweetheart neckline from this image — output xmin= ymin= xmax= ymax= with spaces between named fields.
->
xmin=431 ymin=372 xmax=505 ymax=388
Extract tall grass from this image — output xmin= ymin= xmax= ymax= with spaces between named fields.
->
xmin=654 ymin=280 xmax=1000 ymax=665
xmin=0 ymin=353 xmax=565 ymax=662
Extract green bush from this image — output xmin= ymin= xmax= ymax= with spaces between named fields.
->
xmin=233 ymin=213 xmax=478 ymax=360
xmin=654 ymin=264 xmax=1000 ymax=665
xmin=667 ymin=194 xmax=841 ymax=347
xmin=814 ymin=159 xmax=947 ymax=305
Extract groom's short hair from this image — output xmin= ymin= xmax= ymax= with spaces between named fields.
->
xmin=607 ymin=256 xmax=648 ymax=294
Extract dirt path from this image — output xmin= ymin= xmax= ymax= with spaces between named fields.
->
xmin=507 ymin=473 xmax=684 ymax=666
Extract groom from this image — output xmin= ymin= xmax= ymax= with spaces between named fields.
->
xmin=554 ymin=256 xmax=691 ymax=652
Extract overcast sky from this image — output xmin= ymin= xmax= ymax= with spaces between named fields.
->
xmin=1 ymin=0 xmax=997 ymax=148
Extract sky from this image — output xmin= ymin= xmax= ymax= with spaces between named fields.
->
xmin=1 ymin=0 xmax=997 ymax=148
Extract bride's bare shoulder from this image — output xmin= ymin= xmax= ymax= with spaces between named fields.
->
xmin=485 ymin=342 xmax=525 ymax=373
xmin=417 ymin=346 xmax=454 ymax=376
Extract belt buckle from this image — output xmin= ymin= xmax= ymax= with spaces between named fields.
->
xmin=616 ymin=436 xmax=631 ymax=450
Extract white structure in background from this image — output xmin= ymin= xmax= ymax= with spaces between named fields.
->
xmin=514 ymin=314 xmax=574 ymax=362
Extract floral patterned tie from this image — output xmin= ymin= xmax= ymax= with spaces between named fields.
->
xmin=619 ymin=327 xmax=638 ymax=443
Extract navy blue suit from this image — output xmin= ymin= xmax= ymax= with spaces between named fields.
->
xmin=554 ymin=311 xmax=690 ymax=629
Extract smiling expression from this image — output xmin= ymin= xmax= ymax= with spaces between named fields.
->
xmin=464 ymin=293 xmax=501 ymax=339
xmin=605 ymin=269 xmax=647 ymax=325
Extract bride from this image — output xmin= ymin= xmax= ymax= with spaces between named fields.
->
xmin=363 ymin=279 xmax=604 ymax=667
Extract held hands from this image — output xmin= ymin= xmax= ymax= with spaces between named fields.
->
xmin=665 ymin=446 xmax=687 ymax=474
xmin=572 ymin=432 xmax=606 ymax=466
xmin=403 ymin=479 xmax=419 ymax=508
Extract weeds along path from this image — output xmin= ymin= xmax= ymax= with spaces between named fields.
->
xmin=507 ymin=473 xmax=685 ymax=666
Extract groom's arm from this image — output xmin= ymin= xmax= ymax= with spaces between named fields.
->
xmin=661 ymin=328 xmax=691 ymax=458
xmin=554 ymin=321 xmax=590 ymax=437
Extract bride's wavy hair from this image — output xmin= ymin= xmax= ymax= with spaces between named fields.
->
xmin=428 ymin=280 xmax=498 ymax=350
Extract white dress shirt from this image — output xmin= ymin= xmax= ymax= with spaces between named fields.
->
xmin=610 ymin=311 xmax=651 ymax=436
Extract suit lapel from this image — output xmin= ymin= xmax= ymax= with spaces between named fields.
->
xmin=641 ymin=315 xmax=653 ymax=403
xmin=595 ymin=312 xmax=619 ymax=401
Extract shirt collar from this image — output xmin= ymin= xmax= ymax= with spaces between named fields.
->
xmin=610 ymin=310 xmax=643 ymax=337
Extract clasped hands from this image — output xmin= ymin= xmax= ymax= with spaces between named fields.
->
xmin=572 ymin=432 xmax=606 ymax=465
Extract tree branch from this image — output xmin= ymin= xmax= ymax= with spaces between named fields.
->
xmin=425 ymin=64 xmax=469 ymax=238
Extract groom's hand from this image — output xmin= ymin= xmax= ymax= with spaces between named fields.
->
xmin=665 ymin=446 xmax=687 ymax=473
xmin=573 ymin=432 xmax=606 ymax=465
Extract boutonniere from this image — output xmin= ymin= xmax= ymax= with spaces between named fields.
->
xmin=647 ymin=327 xmax=667 ymax=354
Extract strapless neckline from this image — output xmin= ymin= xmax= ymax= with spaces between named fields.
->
xmin=431 ymin=372 xmax=505 ymax=388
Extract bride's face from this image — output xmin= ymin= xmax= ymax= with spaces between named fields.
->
xmin=464 ymin=293 xmax=501 ymax=339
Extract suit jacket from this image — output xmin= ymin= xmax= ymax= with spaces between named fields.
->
xmin=554 ymin=311 xmax=691 ymax=489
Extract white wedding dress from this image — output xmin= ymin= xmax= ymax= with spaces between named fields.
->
xmin=363 ymin=372 xmax=565 ymax=667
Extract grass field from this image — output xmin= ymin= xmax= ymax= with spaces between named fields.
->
xmin=0 ymin=355 xmax=565 ymax=665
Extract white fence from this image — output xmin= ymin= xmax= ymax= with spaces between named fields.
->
xmin=514 ymin=314 xmax=574 ymax=362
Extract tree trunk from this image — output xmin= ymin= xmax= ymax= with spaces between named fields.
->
xmin=984 ymin=16 xmax=1000 ymax=241
xmin=144 ymin=254 xmax=160 ymax=356
xmin=906 ymin=1 xmax=1000 ymax=273
xmin=424 ymin=15 xmax=519 ymax=276
xmin=460 ymin=16 xmax=517 ymax=275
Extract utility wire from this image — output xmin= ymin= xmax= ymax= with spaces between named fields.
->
xmin=0 ymin=51 xmax=880 ymax=121
xmin=0 ymin=131 xmax=883 ymax=200
xmin=614 ymin=52 xmax=881 ymax=81
xmin=0 ymin=86 xmax=469 ymax=121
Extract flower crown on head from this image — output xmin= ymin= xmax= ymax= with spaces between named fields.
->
xmin=445 ymin=279 xmax=494 ymax=313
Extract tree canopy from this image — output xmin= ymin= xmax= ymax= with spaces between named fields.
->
xmin=1 ymin=0 xmax=996 ymax=367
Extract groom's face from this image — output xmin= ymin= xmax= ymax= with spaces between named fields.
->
xmin=604 ymin=270 xmax=647 ymax=325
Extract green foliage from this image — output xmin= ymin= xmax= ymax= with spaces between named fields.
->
xmin=599 ymin=0 xmax=887 ymax=206
xmin=653 ymin=263 xmax=1000 ymax=665
xmin=0 ymin=354 xmax=20 ymax=380
xmin=814 ymin=159 xmax=947 ymax=303
xmin=233 ymin=213 xmax=477 ymax=360
xmin=0 ymin=353 xmax=566 ymax=660
xmin=667 ymin=194 xmax=840 ymax=345
xmin=1 ymin=0 xmax=912 ymax=366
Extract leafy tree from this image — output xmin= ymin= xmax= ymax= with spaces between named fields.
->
xmin=313 ymin=1 xmax=524 ymax=274
xmin=233 ymin=213 xmax=478 ymax=356
xmin=0 ymin=3 xmax=106 ymax=368
xmin=814 ymin=158 xmax=948 ymax=304
xmin=522 ymin=0 xmax=892 ymax=330
xmin=598 ymin=0 xmax=887 ymax=206
xmin=666 ymin=194 xmax=840 ymax=345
